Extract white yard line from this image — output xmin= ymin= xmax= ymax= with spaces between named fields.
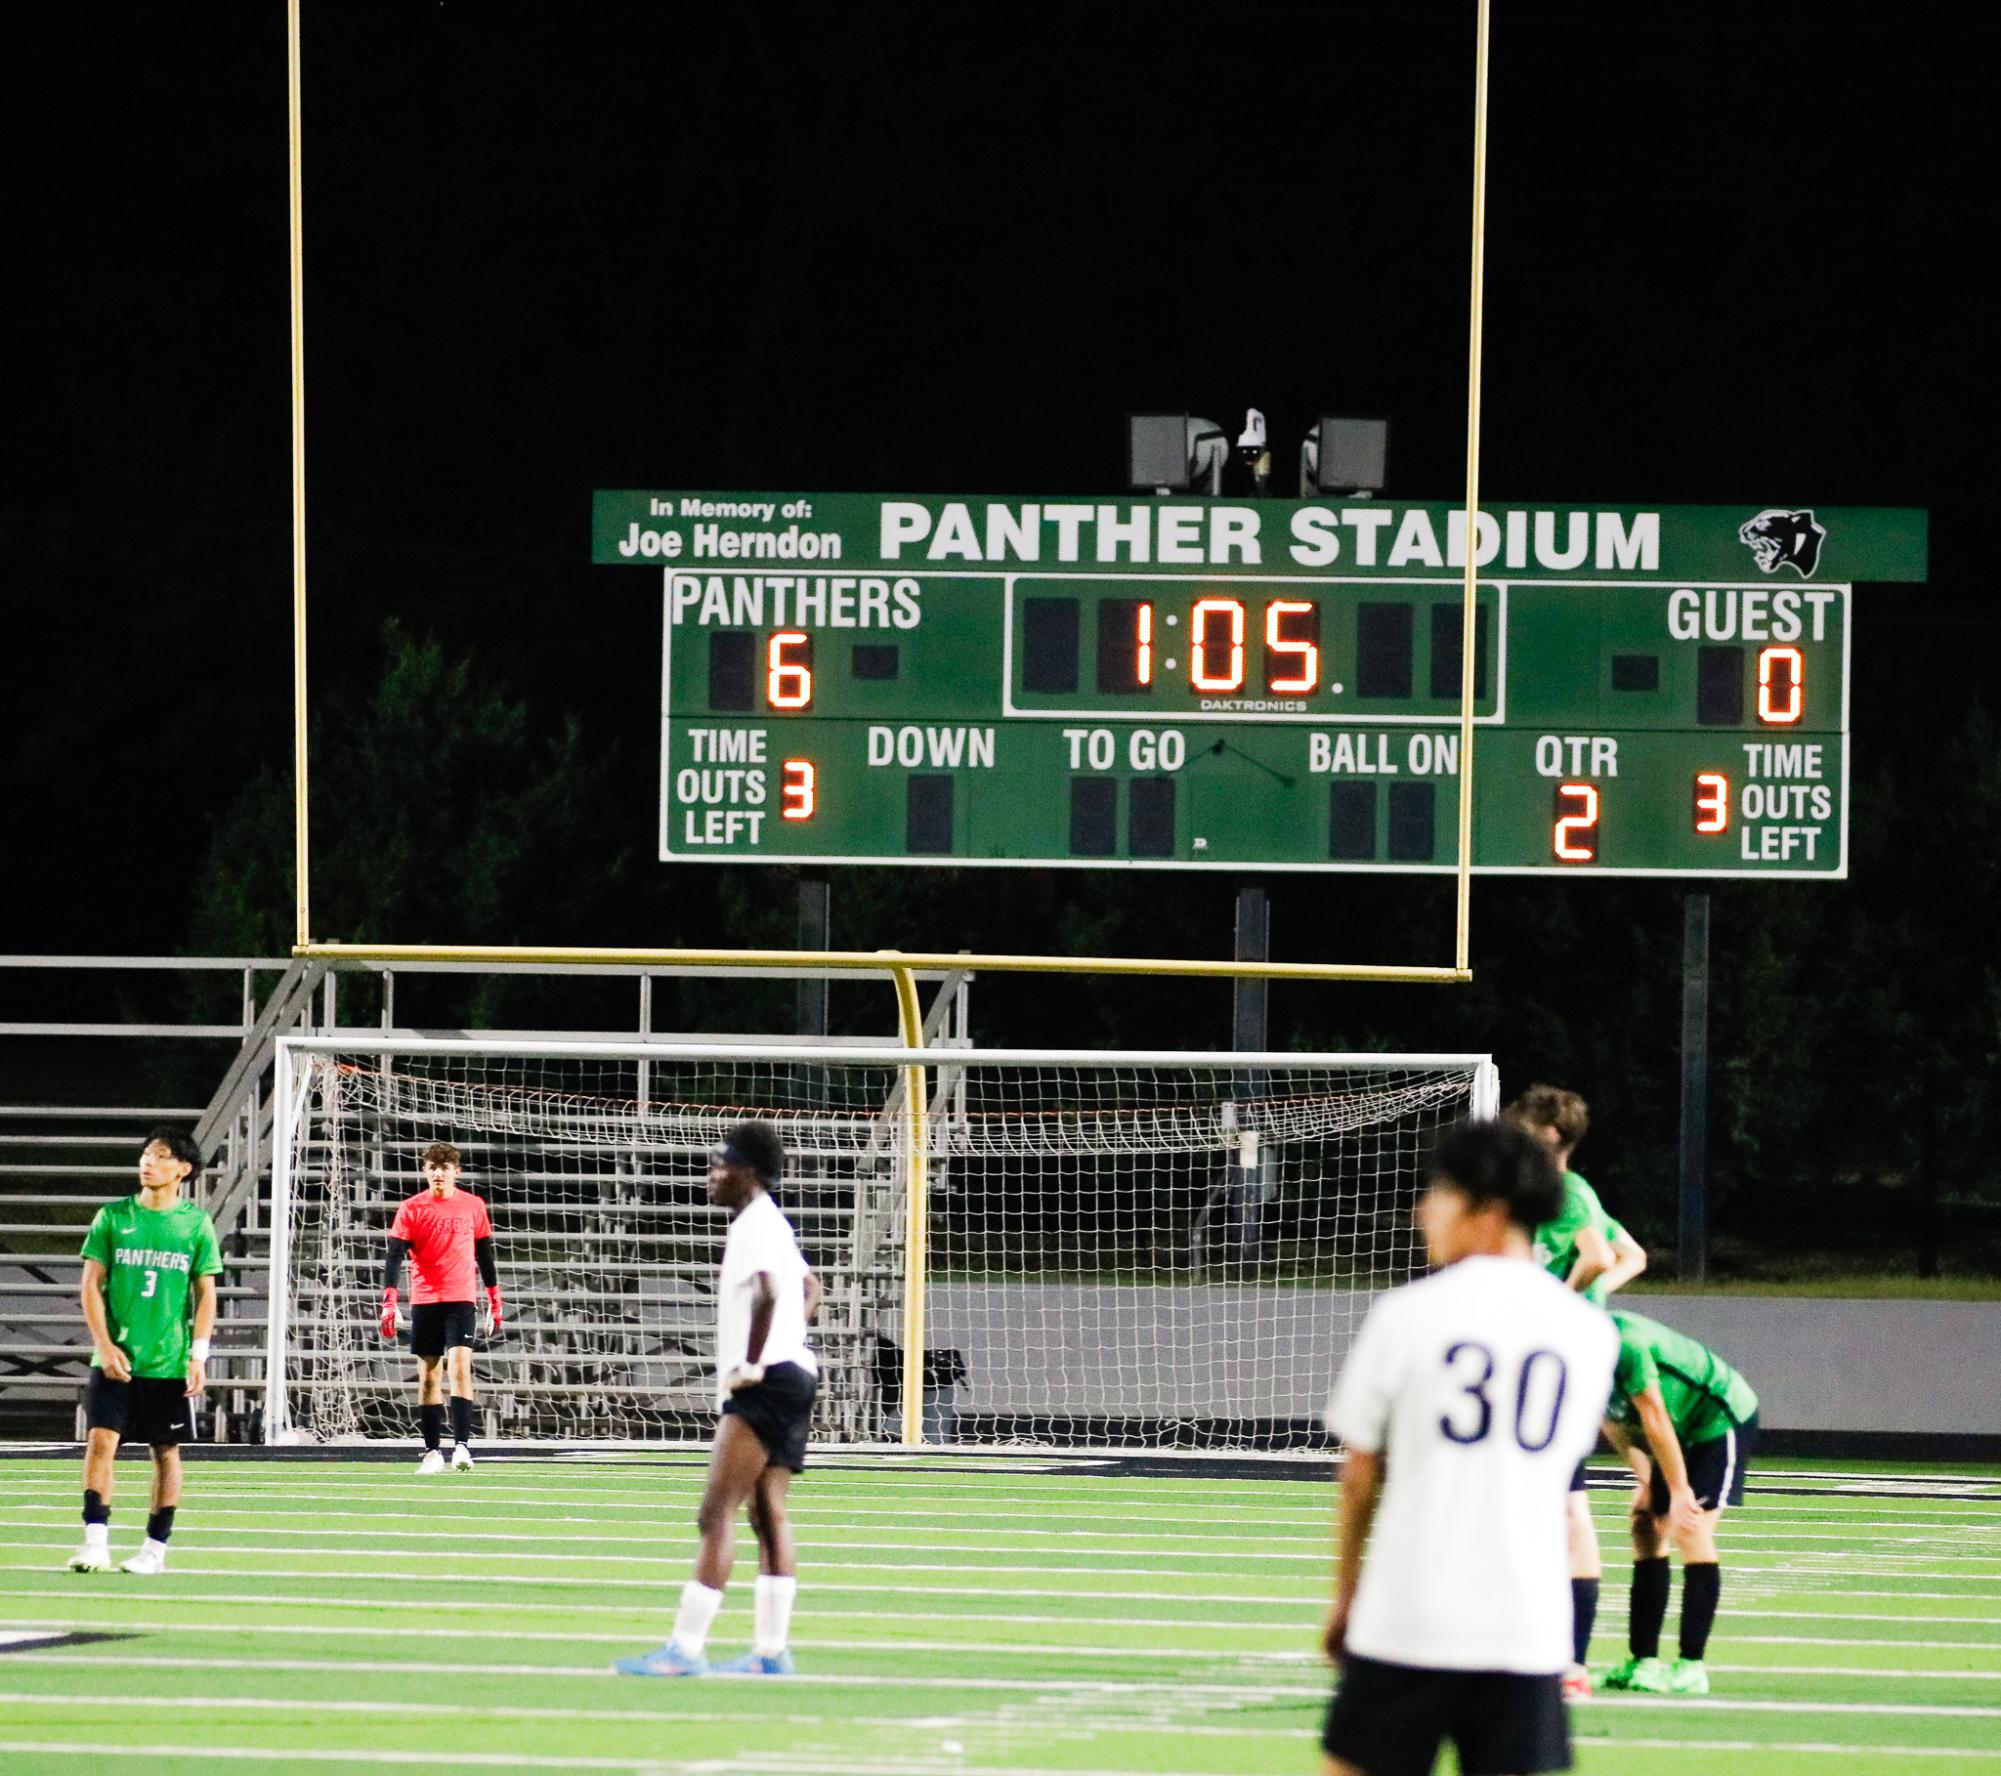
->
xmin=3 ymin=1650 xmax=1320 ymax=1698
xmin=0 ymin=1551 xmax=1329 ymax=1586
xmin=1572 ymin=1736 xmax=2001 ymax=1762
xmin=0 ymin=1750 xmax=1290 ymax=1776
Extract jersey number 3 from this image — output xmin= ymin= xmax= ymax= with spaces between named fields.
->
xmin=1439 ymin=1342 xmax=1570 ymax=1452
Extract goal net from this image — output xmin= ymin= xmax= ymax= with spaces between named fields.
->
xmin=268 ymin=1038 xmax=1495 ymax=1449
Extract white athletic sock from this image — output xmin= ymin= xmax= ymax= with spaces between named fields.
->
xmin=138 ymin=1537 xmax=168 ymax=1556
xmin=671 ymin=1581 xmax=725 ymax=1656
xmin=82 ymin=1523 xmax=109 ymax=1549
xmin=753 ymin=1574 xmax=797 ymax=1656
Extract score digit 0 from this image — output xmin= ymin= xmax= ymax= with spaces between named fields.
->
xmin=1553 ymin=783 xmax=1599 ymax=862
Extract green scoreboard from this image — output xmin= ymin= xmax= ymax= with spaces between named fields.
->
xmin=592 ymin=492 xmax=1927 ymax=876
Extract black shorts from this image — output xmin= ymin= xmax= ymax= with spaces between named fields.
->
xmin=85 ymin=1371 xmax=194 ymax=1447
xmin=411 ymin=1301 xmax=477 ymax=1359
xmin=1647 ymin=1413 xmax=1757 ymax=1514
xmin=1570 ymin=1457 xmax=1591 ymax=1495
xmin=1323 ymin=1654 xmax=1571 ymax=1776
xmin=722 ymin=1361 xmax=817 ymax=1472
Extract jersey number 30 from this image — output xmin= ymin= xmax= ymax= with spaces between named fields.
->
xmin=1439 ymin=1342 xmax=1570 ymax=1452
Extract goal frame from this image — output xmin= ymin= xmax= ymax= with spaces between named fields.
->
xmin=265 ymin=1034 xmax=1499 ymax=1447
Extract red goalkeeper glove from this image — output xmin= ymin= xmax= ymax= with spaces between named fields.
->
xmin=378 ymin=1287 xmax=399 ymax=1340
xmin=486 ymin=1285 xmax=504 ymax=1330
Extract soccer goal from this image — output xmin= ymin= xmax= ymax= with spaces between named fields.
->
xmin=266 ymin=1037 xmax=1496 ymax=1449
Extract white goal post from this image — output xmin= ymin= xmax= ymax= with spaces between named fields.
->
xmin=266 ymin=1037 xmax=1498 ymax=1449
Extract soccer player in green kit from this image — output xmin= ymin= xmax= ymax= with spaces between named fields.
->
xmin=1507 ymin=1084 xmax=1648 ymax=1700
xmin=1599 ymin=1310 xmax=1760 ymax=1696
xmin=69 ymin=1128 xmax=222 ymax=1575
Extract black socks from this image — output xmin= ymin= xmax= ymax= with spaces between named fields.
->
xmin=146 ymin=1507 xmax=177 ymax=1544
xmin=1570 ymin=1576 xmax=1600 ymax=1667
xmin=450 ymin=1397 xmax=473 ymax=1448
xmin=1680 ymin=1562 xmax=1721 ymax=1660
xmin=82 ymin=1489 xmax=109 ymax=1527
xmin=421 ymin=1403 xmax=445 ymax=1451
xmin=1629 ymin=1556 xmax=1671 ymax=1658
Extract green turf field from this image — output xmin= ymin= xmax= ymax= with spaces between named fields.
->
xmin=1 ymin=1449 xmax=1998 ymax=1774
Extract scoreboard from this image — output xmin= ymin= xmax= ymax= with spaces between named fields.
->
xmin=592 ymin=492 xmax=1927 ymax=876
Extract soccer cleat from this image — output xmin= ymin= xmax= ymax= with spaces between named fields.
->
xmin=1667 ymin=1657 xmax=1710 ymax=1695
xmin=416 ymin=1449 xmax=446 ymax=1475
xmin=1601 ymin=1655 xmax=1670 ymax=1693
xmin=67 ymin=1541 xmax=110 ymax=1573
xmin=713 ymin=1649 xmax=796 ymax=1676
xmin=613 ymin=1642 xmax=708 ymax=1677
xmin=120 ymin=1541 xmax=168 ymax=1575
xmin=1560 ymin=1663 xmax=1593 ymax=1702
xmin=450 ymin=1444 xmax=474 ymax=1471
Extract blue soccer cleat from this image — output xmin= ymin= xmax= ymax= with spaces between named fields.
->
xmin=713 ymin=1649 xmax=796 ymax=1675
xmin=613 ymin=1642 xmax=708 ymax=1677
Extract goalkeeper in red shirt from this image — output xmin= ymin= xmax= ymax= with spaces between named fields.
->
xmin=380 ymin=1142 xmax=501 ymax=1473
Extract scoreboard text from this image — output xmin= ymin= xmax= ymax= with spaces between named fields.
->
xmin=593 ymin=493 xmax=1927 ymax=877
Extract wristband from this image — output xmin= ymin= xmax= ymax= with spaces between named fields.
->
xmin=191 ymin=1337 xmax=211 ymax=1361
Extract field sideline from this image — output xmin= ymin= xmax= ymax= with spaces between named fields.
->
xmin=0 ymin=1449 xmax=1998 ymax=1774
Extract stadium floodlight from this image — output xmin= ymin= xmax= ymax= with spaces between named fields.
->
xmin=1127 ymin=414 xmax=1229 ymax=495
xmin=1301 ymin=416 xmax=1391 ymax=497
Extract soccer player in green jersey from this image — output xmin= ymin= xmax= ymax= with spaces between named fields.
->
xmin=1508 ymin=1084 xmax=1649 ymax=1700
xmin=1599 ymin=1309 xmax=1760 ymax=1696
xmin=69 ymin=1127 xmax=222 ymax=1575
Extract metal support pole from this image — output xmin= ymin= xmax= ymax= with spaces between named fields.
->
xmin=1232 ymin=886 xmax=1269 ymax=1053
xmin=1678 ymin=893 xmax=1710 ymax=1284
xmin=1918 ymin=1068 xmax=1940 ymax=1279
xmin=797 ymin=879 xmax=830 ymax=1039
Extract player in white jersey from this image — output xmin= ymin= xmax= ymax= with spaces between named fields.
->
xmin=616 ymin=1120 xmax=822 ymax=1679
xmin=1321 ymin=1120 xmax=1619 ymax=1776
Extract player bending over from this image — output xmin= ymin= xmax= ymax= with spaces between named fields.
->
xmin=70 ymin=1128 xmax=222 ymax=1575
xmin=617 ymin=1120 xmax=822 ymax=1678
xmin=380 ymin=1141 xmax=502 ymax=1473
xmin=1508 ymin=1084 xmax=1648 ymax=1699
xmin=1599 ymin=1309 xmax=1759 ymax=1696
xmin=1321 ymin=1120 xmax=1617 ymax=1776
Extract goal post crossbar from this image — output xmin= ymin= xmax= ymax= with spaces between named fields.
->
xmin=296 ymin=941 xmax=1473 ymax=987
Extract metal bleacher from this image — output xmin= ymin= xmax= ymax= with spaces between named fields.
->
xmin=0 ymin=955 xmax=968 ymax=1443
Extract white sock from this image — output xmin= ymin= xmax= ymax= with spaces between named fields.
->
xmin=82 ymin=1523 xmax=109 ymax=1549
xmin=671 ymin=1581 xmax=724 ymax=1656
xmin=139 ymin=1537 xmax=167 ymax=1556
xmin=753 ymin=1574 xmax=797 ymax=1656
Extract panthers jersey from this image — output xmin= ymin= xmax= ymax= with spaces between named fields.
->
xmin=80 ymin=1195 xmax=223 ymax=1379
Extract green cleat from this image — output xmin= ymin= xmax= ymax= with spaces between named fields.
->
xmin=1601 ymin=1655 xmax=1670 ymax=1692
xmin=1667 ymin=1658 xmax=1709 ymax=1695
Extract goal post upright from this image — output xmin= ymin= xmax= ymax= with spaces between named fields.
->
xmin=263 ymin=1035 xmax=303 ymax=1443
xmin=890 ymin=966 xmax=930 ymax=1448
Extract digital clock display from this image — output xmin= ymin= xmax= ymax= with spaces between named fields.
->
xmin=595 ymin=491 xmax=1927 ymax=877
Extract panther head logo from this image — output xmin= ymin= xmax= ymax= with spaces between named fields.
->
xmin=1738 ymin=509 xmax=1827 ymax=578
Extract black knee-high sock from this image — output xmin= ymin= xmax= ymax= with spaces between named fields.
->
xmin=146 ymin=1506 xmax=177 ymax=1544
xmin=82 ymin=1490 xmax=109 ymax=1528
xmin=1571 ymin=1577 xmax=1600 ymax=1667
xmin=420 ymin=1403 xmax=444 ymax=1451
xmin=450 ymin=1397 xmax=473 ymax=1448
xmin=1679 ymin=1562 xmax=1721 ymax=1660
xmin=1629 ymin=1557 xmax=1671 ymax=1659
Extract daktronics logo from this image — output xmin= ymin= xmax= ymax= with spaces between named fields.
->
xmin=1200 ymin=698 xmax=1307 ymax=714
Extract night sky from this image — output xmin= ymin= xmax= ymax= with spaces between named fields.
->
xmin=6 ymin=1 xmax=1994 ymax=965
